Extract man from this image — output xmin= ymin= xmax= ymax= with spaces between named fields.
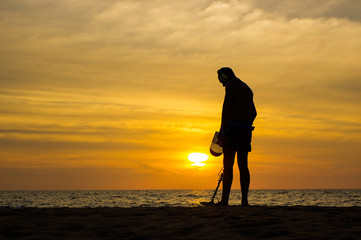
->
xmin=217 ymin=67 xmax=257 ymax=206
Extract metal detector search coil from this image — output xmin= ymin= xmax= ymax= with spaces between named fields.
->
xmin=210 ymin=131 xmax=223 ymax=157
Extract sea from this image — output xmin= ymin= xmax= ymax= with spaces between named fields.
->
xmin=1 ymin=189 xmax=360 ymax=208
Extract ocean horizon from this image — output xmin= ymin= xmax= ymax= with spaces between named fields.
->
xmin=1 ymin=189 xmax=360 ymax=208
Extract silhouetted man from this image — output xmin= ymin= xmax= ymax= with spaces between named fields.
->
xmin=217 ymin=67 xmax=257 ymax=206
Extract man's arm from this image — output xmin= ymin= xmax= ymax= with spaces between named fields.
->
xmin=220 ymin=85 xmax=233 ymax=133
xmin=251 ymin=101 xmax=257 ymax=124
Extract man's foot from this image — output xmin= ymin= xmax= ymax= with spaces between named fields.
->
xmin=241 ymin=200 xmax=249 ymax=207
xmin=215 ymin=200 xmax=228 ymax=206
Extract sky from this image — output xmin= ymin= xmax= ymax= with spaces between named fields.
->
xmin=1 ymin=0 xmax=360 ymax=190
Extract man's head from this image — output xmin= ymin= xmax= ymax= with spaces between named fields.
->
xmin=217 ymin=67 xmax=235 ymax=86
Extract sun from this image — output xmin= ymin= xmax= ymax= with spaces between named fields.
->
xmin=188 ymin=152 xmax=209 ymax=167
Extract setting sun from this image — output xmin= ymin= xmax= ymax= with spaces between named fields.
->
xmin=188 ymin=153 xmax=209 ymax=167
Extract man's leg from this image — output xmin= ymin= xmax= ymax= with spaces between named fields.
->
xmin=237 ymin=151 xmax=250 ymax=206
xmin=220 ymin=148 xmax=236 ymax=205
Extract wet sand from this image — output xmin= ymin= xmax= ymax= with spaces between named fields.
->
xmin=0 ymin=206 xmax=360 ymax=239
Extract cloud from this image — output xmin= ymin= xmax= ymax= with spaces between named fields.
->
xmin=2 ymin=1 xmax=361 ymax=87
xmin=0 ymin=167 xmax=154 ymax=190
xmin=250 ymin=0 xmax=361 ymax=21
xmin=2 ymin=0 xmax=361 ymax=129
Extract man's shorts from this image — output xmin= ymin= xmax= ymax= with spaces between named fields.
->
xmin=223 ymin=122 xmax=253 ymax=152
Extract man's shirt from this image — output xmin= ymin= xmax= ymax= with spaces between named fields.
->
xmin=220 ymin=77 xmax=257 ymax=133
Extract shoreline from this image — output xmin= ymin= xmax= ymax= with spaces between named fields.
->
xmin=1 ymin=206 xmax=360 ymax=239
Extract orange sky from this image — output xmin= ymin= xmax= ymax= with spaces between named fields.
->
xmin=1 ymin=0 xmax=361 ymax=190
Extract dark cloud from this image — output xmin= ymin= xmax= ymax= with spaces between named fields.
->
xmin=250 ymin=0 xmax=361 ymax=21
xmin=0 ymin=138 xmax=149 ymax=152
xmin=0 ymin=167 xmax=145 ymax=190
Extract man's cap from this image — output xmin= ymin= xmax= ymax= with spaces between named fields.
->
xmin=217 ymin=67 xmax=235 ymax=79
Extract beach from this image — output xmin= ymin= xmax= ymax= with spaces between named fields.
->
xmin=0 ymin=206 xmax=360 ymax=240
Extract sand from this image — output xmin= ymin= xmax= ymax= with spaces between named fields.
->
xmin=0 ymin=206 xmax=360 ymax=240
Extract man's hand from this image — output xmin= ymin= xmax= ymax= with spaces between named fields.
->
xmin=217 ymin=131 xmax=229 ymax=148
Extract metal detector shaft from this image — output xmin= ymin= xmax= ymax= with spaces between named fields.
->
xmin=210 ymin=172 xmax=223 ymax=203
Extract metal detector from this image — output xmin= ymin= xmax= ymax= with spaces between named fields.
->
xmin=200 ymin=168 xmax=223 ymax=205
